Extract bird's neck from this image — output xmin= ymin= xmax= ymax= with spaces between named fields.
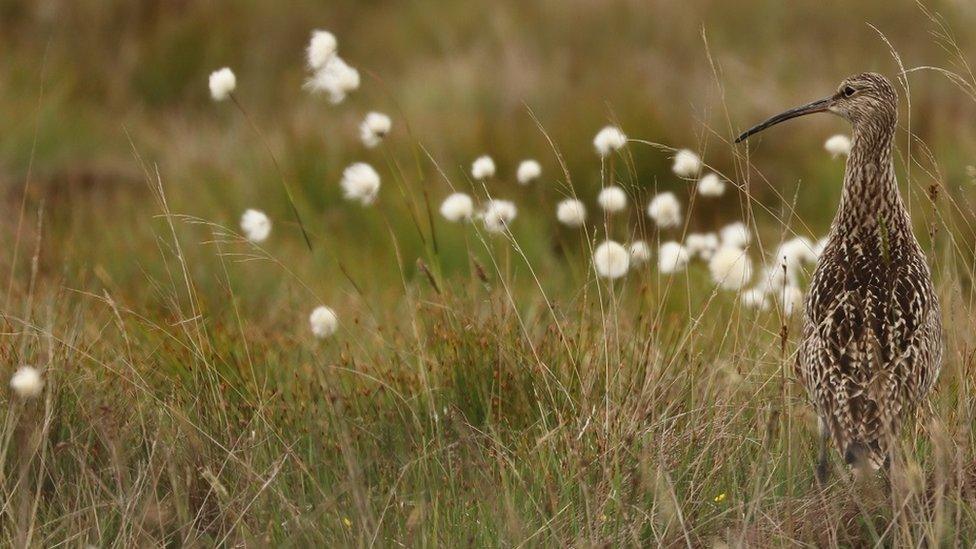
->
xmin=834 ymin=123 xmax=909 ymax=236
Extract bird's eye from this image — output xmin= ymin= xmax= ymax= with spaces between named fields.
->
xmin=842 ymin=86 xmax=856 ymax=97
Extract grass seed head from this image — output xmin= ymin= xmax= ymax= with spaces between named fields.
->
xmin=719 ymin=221 xmax=751 ymax=249
xmin=629 ymin=240 xmax=652 ymax=265
xmin=658 ymin=241 xmax=690 ymax=274
xmin=593 ymin=240 xmax=630 ymax=279
xmin=306 ymin=30 xmax=338 ymax=70
xmin=824 ymin=134 xmax=852 ymax=158
xmin=647 ymin=192 xmax=682 ymax=229
xmin=556 ymin=198 xmax=587 ymax=227
xmin=597 ymin=186 xmax=628 ymax=213
xmin=305 ymin=55 xmax=360 ymax=104
xmin=340 ymin=162 xmax=381 ymax=205
xmin=481 ymin=199 xmax=516 ymax=233
xmin=697 ymin=172 xmax=726 ymax=197
xmin=471 ymin=155 xmax=496 ymax=180
xmin=671 ymin=149 xmax=701 ymax=178
xmin=309 ymin=306 xmax=339 ymax=338
xmin=709 ymin=246 xmax=753 ymax=290
xmin=593 ymin=126 xmax=627 ymax=157
xmin=686 ymin=232 xmax=720 ymax=260
xmin=10 ymin=366 xmax=43 ymax=399
xmin=208 ymin=67 xmax=236 ymax=101
xmin=240 ymin=209 xmax=272 ymax=243
xmin=516 ymin=160 xmax=542 ymax=185
xmin=440 ymin=193 xmax=474 ymax=222
xmin=359 ymin=112 xmax=392 ymax=148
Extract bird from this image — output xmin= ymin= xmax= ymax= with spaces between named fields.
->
xmin=736 ymin=73 xmax=943 ymax=480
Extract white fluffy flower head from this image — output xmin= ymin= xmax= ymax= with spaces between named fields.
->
xmin=305 ymin=55 xmax=360 ymax=104
xmin=719 ymin=222 xmax=751 ymax=249
xmin=647 ymin=192 xmax=682 ymax=229
xmin=593 ymin=241 xmax=630 ymax=279
xmin=556 ymin=199 xmax=587 ymax=227
xmin=516 ymin=160 xmax=542 ymax=185
xmin=685 ymin=232 xmax=720 ymax=260
xmin=658 ymin=241 xmax=690 ymax=274
xmin=309 ymin=306 xmax=339 ymax=338
xmin=778 ymin=286 xmax=805 ymax=316
xmin=672 ymin=149 xmax=701 ymax=178
xmin=471 ymin=155 xmax=496 ymax=180
xmin=240 ymin=209 xmax=271 ymax=243
xmin=481 ymin=199 xmax=517 ymax=233
xmin=813 ymin=237 xmax=829 ymax=258
xmin=697 ymin=173 xmax=726 ymax=197
xmin=824 ymin=134 xmax=852 ymax=158
xmin=440 ymin=193 xmax=474 ymax=222
xmin=741 ymin=288 xmax=769 ymax=311
xmin=709 ymin=246 xmax=753 ymax=290
xmin=629 ymin=241 xmax=652 ymax=265
xmin=306 ymin=30 xmax=338 ymax=70
xmin=593 ymin=126 xmax=627 ymax=157
xmin=360 ymin=112 xmax=392 ymax=148
xmin=340 ymin=162 xmax=381 ymax=206
xmin=208 ymin=67 xmax=236 ymax=101
xmin=10 ymin=366 xmax=43 ymax=398
xmin=772 ymin=237 xmax=817 ymax=277
xmin=597 ymin=186 xmax=628 ymax=213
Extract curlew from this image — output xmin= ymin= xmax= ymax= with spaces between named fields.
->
xmin=736 ymin=73 xmax=943 ymax=479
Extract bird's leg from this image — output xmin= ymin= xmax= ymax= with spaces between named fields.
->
xmin=815 ymin=432 xmax=830 ymax=485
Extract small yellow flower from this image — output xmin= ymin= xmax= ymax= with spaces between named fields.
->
xmin=342 ymin=517 xmax=352 ymax=527
xmin=713 ymin=493 xmax=727 ymax=504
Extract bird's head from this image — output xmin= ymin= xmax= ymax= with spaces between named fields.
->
xmin=736 ymin=72 xmax=897 ymax=143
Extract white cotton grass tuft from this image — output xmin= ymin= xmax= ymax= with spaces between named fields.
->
xmin=481 ymin=199 xmax=517 ymax=233
xmin=240 ymin=209 xmax=271 ymax=243
xmin=593 ymin=126 xmax=628 ymax=157
xmin=741 ymin=288 xmax=769 ymax=311
xmin=685 ymin=232 xmax=720 ymax=260
xmin=696 ymin=173 xmax=726 ymax=197
xmin=309 ymin=306 xmax=339 ymax=339
xmin=359 ymin=112 xmax=392 ymax=148
xmin=647 ymin=192 xmax=682 ymax=229
xmin=556 ymin=199 xmax=587 ymax=227
xmin=340 ymin=162 xmax=381 ymax=205
xmin=306 ymin=30 xmax=338 ymax=70
xmin=758 ymin=263 xmax=796 ymax=293
xmin=629 ymin=241 xmax=652 ymax=265
xmin=208 ymin=67 xmax=236 ymax=101
xmin=305 ymin=56 xmax=360 ymax=104
xmin=671 ymin=149 xmax=702 ymax=178
xmin=516 ymin=160 xmax=542 ymax=185
xmin=597 ymin=186 xmax=628 ymax=213
xmin=593 ymin=241 xmax=630 ymax=279
xmin=813 ymin=237 xmax=829 ymax=258
xmin=471 ymin=155 xmax=496 ymax=180
xmin=709 ymin=246 xmax=753 ymax=290
xmin=772 ymin=236 xmax=818 ymax=277
xmin=440 ymin=193 xmax=474 ymax=222
xmin=777 ymin=286 xmax=805 ymax=316
xmin=10 ymin=366 xmax=43 ymax=399
xmin=658 ymin=241 xmax=690 ymax=274
xmin=719 ymin=221 xmax=751 ymax=249
xmin=824 ymin=134 xmax=852 ymax=158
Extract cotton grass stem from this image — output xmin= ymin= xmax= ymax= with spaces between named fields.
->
xmin=229 ymin=93 xmax=313 ymax=251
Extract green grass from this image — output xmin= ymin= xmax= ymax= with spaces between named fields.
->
xmin=2 ymin=0 xmax=976 ymax=546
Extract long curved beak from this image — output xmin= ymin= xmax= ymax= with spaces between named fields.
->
xmin=735 ymin=96 xmax=835 ymax=143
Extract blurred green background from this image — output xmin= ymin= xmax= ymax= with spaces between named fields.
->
xmin=2 ymin=0 xmax=975 ymax=300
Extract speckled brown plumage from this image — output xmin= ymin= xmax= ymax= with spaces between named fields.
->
xmin=740 ymin=73 xmax=943 ymax=473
